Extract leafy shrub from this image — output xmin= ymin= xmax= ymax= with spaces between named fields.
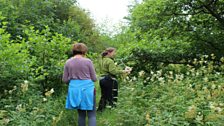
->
xmin=0 ymin=15 xmax=30 ymax=94
xmin=105 ymin=56 xmax=224 ymax=126
xmin=23 ymin=26 xmax=71 ymax=94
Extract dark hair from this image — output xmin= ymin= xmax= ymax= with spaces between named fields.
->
xmin=101 ymin=47 xmax=116 ymax=57
xmin=72 ymin=43 xmax=88 ymax=56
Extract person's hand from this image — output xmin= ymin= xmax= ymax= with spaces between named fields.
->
xmin=124 ymin=66 xmax=132 ymax=74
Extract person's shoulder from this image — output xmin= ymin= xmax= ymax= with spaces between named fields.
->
xmin=82 ymin=57 xmax=93 ymax=63
xmin=65 ymin=58 xmax=73 ymax=63
xmin=104 ymin=57 xmax=113 ymax=61
xmin=103 ymin=57 xmax=114 ymax=63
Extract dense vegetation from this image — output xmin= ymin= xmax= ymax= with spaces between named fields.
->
xmin=0 ymin=0 xmax=223 ymax=126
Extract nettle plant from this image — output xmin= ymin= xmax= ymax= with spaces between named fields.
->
xmin=1 ymin=79 xmax=65 ymax=126
xmin=0 ymin=14 xmax=30 ymax=93
xmin=23 ymin=26 xmax=71 ymax=93
xmin=114 ymin=54 xmax=224 ymax=126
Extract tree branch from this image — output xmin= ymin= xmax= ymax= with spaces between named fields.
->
xmin=198 ymin=0 xmax=224 ymax=26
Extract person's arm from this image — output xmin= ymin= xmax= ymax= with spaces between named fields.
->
xmin=107 ymin=58 xmax=123 ymax=76
xmin=62 ymin=64 xmax=69 ymax=84
xmin=89 ymin=60 xmax=97 ymax=82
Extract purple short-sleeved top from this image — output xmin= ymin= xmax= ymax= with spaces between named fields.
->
xmin=62 ymin=57 xmax=97 ymax=83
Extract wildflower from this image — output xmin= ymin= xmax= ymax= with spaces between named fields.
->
xmin=202 ymin=86 xmax=208 ymax=90
xmin=211 ymin=84 xmax=216 ymax=90
xmin=209 ymin=102 xmax=223 ymax=113
xmin=220 ymin=57 xmax=224 ymax=62
xmin=43 ymin=98 xmax=47 ymax=102
xmin=180 ymin=74 xmax=184 ymax=80
xmin=193 ymin=58 xmax=197 ymax=64
xmin=150 ymin=71 xmax=154 ymax=75
xmin=196 ymin=114 xmax=203 ymax=121
xmin=145 ymin=113 xmax=150 ymax=125
xmin=199 ymin=61 xmax=203 ymax=65
xmin=21 ymin=83 xmax=28 ymax=92
xmin=8 ymin=90 xmax=13 ymax=94
xmin=145 ymin=113 xmax=150 ymax=120
xmin=216 ymin=72 xmax=220 ymax=75
xmin=175 ymin=74 xmax=184 ymax=81
xmin=50 ymin=88 xmax=54 ymax=94
xmin=3 ymin=118 xmax=10 ymax=125
xmin=211 ymin=54 xmax=215 ymax=59
xmin=13 ymin=86 xmax=17 ymax=90
xmin=158 ymin=77 xmax=164 ymax=82
xmin=188 ymin=105 xmax=196 ymax=111
xmin=132 ymin=76 xmax=137 ymax=81
xmin=196 ymin=72 xmax=200 ymax=76
xmin=156 ymin=70 xmax=162 ymax=76
xmin=16 ymin=104 xmax=22 ymax=111
xmin=209 ymin=102 xmax=215 ymax=109
xmin=185 ymin=105 xmax=197 ymax=119
xmin=207 ymin=95 xmax=211 ymax=100
xmin=52 ymin=117 xmax=56 ymax=121
xmin=45 ymin=88 xmax=54 ymax=97
xmin=215 ymin=107 xmax=222 ymax=113
xmin=138 ymin=70 xmax=145 ymax=77
xmin=203 ymin=77 xmax=209 ymax=82
xmin=204 ymin=55 xmax=209 ymax=58
xmin=125 ymin=66 xmax=132 ymax=74
xmin=150 ymin=77 xmax=154 ymax=81
xmin=125 ymin=66 xmax=132 ymax=72
xmin=24 ymin=80 xmax=29 ymax=84
xmin=106 ymin=105 xmax=112 ymax=108
xmin=158 ymin=77 xmax=165 ymax=85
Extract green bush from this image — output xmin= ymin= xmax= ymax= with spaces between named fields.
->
xmin=23 ymin=26 xmax=71 ymax=94
xmin=0 ymin=15 xmax=30 ymax=94
xmin=101 ymin=56 xmax=224 ymax=126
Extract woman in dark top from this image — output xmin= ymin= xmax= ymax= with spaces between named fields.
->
xmin=97 ymin=47 xmax=131 ymax=112
xmin=63 ymin=43 xmax=97 ymax=126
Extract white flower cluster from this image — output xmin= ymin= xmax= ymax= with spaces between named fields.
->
xmin=21 ymin=80 xmax=29 ymax=93
xmin=138 ymin=70 xmax=145 ymax=77
xmin=209 ymin=102 xmax=223 ymax=113
xmin=125 ymin=66 xmax=132 ymax=74
xmin=45 ymin=88 xmax=54 ymax=97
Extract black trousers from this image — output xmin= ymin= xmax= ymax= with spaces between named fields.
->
xmin=97 ymin=76 xmax=118 ymax=111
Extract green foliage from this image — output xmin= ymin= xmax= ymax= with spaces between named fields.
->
xmin=0 ymin=0 xmax=105 ymax=94
xmin=0 ymin=80 xmax=72 ymax=126
xmin=0 ymin=13 xmax=71 ymax=95
xmin=124 ymin=0 xmax=224 ymax=64
xmin=98 ymin=56 xmax=224 ymax=126
xmin=1 ymin=54 xmax=223 ymax=126
xmin=0 ymin=16 xmax=30 ymax=93
xmin=23 ymin=26 xmax=71 ymax=93
xmin=1 ymin=0 xmax=224 ymax=126
xmin=0 ymin=0 xmax=103 ymax=51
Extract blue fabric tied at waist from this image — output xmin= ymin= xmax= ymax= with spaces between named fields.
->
xmin=66 ymin=80 xmax=94 ymax=110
